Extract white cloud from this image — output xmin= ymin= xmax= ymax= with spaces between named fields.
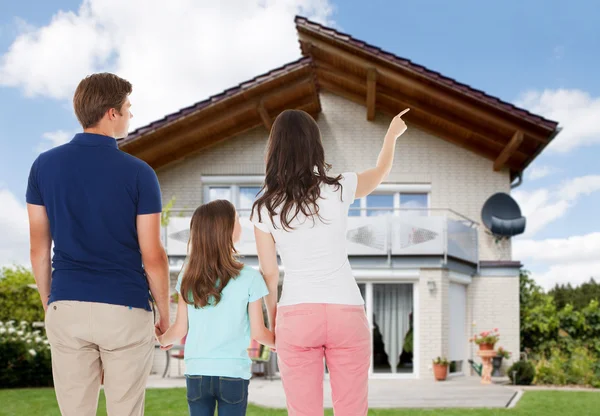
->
xmin=513 ymin=175 xmax=600 ymax=237
xmin=557 ymin=175 xmax=600 ymax=201
xmin=514 ymin=233 xmax=600 ymax=290
xmin=0 ymin=188 xmax=30 ymax=267
xmin=516 ymin=89 xmax=600 ymax=152
xmin=36 ymin=130 xmax=72 ymax=153
xmin=527 ymin=165 xmax=557 ymax=181
xmin=0 ymin=0 xmax=335 ymax=129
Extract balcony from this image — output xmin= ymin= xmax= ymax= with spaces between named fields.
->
xmin=162 ymin=208 xmax=479 ymax=265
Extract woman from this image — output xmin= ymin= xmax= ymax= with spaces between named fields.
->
xmin=251 ymin=108 xmax=409 ymax=415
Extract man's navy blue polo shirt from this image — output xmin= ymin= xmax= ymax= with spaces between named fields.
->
xmin=26 ymin=133 xmax=162 ymax=311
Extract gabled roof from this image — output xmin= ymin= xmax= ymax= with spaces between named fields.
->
xmin=119 ymin=17 xmax=559 ymax=176
xmin=295 ymin=17 xmax=559 ymax=176
xmin=295 ymin=17 xmax=555 ymax=130
xmin=118 ymin=57 xmax=320 ymax=168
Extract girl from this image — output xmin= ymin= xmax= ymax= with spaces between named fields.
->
xmin=251 ymin=108 xmax=409 ymax=415
xmin=156 ymin=199 xmax=274 ymax=416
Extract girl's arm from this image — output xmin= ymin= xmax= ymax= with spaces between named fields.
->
xmin=249 ymin=298 xmax=275 ymax=349
xmin=156 ymin=294 xmax=188 ymax=346
xmin=355 ymin=109 xmax=409 ymax=199
xmin=254 ymin=227 xmax=279 ymax=331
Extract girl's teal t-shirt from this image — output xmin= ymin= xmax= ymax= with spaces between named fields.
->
xmin=176 ymin=264 xmax=269 ymax=379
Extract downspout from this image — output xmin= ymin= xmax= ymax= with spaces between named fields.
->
xmin=511 ymin=126 xmax=561 ymax=190
xmin=510 ymin=172 xmax=523 ymax=189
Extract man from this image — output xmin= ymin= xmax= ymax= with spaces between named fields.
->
xmin=26 ymin=73 xmax=170 ymax=416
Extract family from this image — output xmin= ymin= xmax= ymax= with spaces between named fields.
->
xmin=26 ymin=73 xmax=409 ymax=415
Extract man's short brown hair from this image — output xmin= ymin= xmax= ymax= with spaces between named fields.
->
xmin=73 ymin=73 xmax=132 ymax=129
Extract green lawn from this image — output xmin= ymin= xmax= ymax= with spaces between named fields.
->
xmin=0 ymin=388 xmax=598 ymax=415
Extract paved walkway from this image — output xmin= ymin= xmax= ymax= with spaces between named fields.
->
xmin=146 ymin=375 xmax=519 ymax=409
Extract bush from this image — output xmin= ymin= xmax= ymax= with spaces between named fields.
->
xmin=534 ymin=346 xmax=597 ymax=387
xmin=593 ymin=362 xmax=600 ymax=388
xmin=535 ymin=349 xmax=567 ymax=386
xmin=508 ymin=360 xmax=536 ymax=385
xmin=0 ymin=321 xmax=53 ymax=388
xmin=0 ymin=267 xmax=44 ymax=323
xmin=568 ymin=346 xmax=596 ymax=386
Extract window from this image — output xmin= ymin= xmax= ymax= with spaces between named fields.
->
xmin=208 ymin=187 xmax=232 ymax=203
xmin=400 ymin=193 xmax=428 ymax=216
xmin=350 ymin=191 xmax=429 ymax=217
xmin=204 ymin=181 xmax=262 ymax=217
xmin=238 ymin=187 xmax=261 ymax=217
xmin=366 ymin=194 xmax=395 ymax=216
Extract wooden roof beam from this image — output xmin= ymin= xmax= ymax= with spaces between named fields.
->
xmin=317 ymin=63 xmax=507 ymax=143
xmin=257 ymin=101 xmax=272 ymax=131
xmin=136 ymin=75 xmax=316 ymax=160
xmin=319 ymin=79 xmax=520 ymax=169
xmin=494 ymin=131 xmax=524 ymax=171
xmin=300 ymin=36 xmax=550 ymax=143
xmin=366 ymin=68 xmax=377 ymax=121
xmin=150 ymin=98 xmax=319 ymax=170
xmin=315 ymin=64 xmax=528 ymax=162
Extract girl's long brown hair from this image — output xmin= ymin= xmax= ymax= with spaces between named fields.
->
xmin=180 ymin=200 xmax=243 ymax=308
xmin=251 ymin=109 xmax=342 ymax=230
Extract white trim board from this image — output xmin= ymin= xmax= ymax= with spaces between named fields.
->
xmin=201 ymin=177 xmax=431 ymax=193
xmin=376 ymin=184 xmax=432 ymax=193
xmin=201 ymin=175 xmax=265 ymax=184
xmin=353 ymin=269 xmax=420 ymax=281
xmin=449 ymin=271 xmax=473 ymax=285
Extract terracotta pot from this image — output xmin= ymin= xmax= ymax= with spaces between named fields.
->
xmin=433 ymin=363 xmax=448 ymax=381
xmin=479 ymin=343 xmax=495 ymax=351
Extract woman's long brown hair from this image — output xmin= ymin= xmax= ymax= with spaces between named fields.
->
xmin=180 ymin=200 xmax=243 ymax=308
xmin=251 ymin=109 xmax=342 ymax=230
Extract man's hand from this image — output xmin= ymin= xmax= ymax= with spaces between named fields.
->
xmin=154 ymin=321 xmax=174 ymax=350
xmin=157 ymin=317 xmax=170 ymax=335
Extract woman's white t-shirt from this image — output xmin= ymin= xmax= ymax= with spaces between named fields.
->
xmin=252 ymin=172 xmax=364 ymax=307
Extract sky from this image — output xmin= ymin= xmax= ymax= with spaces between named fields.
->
xmin=1 ymin=0 xmax=598 ymax=290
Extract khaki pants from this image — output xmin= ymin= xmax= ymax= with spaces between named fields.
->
xmin=45 ymin=301 xmax=154 ymax=416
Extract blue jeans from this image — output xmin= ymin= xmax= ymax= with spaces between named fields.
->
xmin=186 ymin=375 xmax=249 ymax=416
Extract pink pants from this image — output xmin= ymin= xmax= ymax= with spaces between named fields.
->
xmin=275 ymin=303 xmax=371 ymax=416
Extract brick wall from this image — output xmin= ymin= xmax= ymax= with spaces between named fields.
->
xmin=156 ymin=91 xmax=512 ymax=261
xmin=418 ymin=268 xmax=450 ymax=378
xmin=467 ymin=276 xmax=520 ymax=372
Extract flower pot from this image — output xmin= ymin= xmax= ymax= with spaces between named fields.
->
xmin=433 ymin=364 xmax=448 ymax=381
xmin=479 ymin=343 xmax=495 ymax=351
xmin=492 ymin=356 xmax=503 ymax=377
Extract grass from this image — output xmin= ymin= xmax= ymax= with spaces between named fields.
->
xmin=0 ymin=388 xmax=598 ymax=415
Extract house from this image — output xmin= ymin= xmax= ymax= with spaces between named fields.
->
xmin=118 ymin=17 xmax=559 ymax=379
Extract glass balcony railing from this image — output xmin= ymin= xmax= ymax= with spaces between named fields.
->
xmin=162 ymin=208 xmax=479 ymax=265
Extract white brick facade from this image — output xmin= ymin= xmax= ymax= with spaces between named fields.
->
xmin=153 ymin=91 xmax=520 ymax=379
xmin=467 ymin=277 xmax=520 ymax=371
xmin=418 ymin=269 xmax=450 ymax=379
xmin=157 ymin=92 xmax=512 ymax=261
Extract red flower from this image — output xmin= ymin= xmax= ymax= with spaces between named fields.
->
xmin=494 ymin=328 xmax=499 ymax=332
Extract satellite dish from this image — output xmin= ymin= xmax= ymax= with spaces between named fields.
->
xmin=481 ymin=192 xmax=526 ymax=237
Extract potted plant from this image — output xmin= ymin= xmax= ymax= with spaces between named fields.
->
xmin=492 ymin=347 xmax=511 ymax=377
xmin=432 ymin=356 xmax=449 ymax=381
xmin=470 ymin=328 xmax=500 ymax=350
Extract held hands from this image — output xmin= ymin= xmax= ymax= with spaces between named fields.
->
xmin=387 ymin=108 xmax=410 ymax=139
xmin=154 ymin=324 xmax=174 ymax=351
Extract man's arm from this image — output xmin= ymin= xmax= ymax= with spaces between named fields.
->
xmin=27 ymin=204 xmax=52 ymax=312
xmin=137 ymin=213 xmax=170 ymax=332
